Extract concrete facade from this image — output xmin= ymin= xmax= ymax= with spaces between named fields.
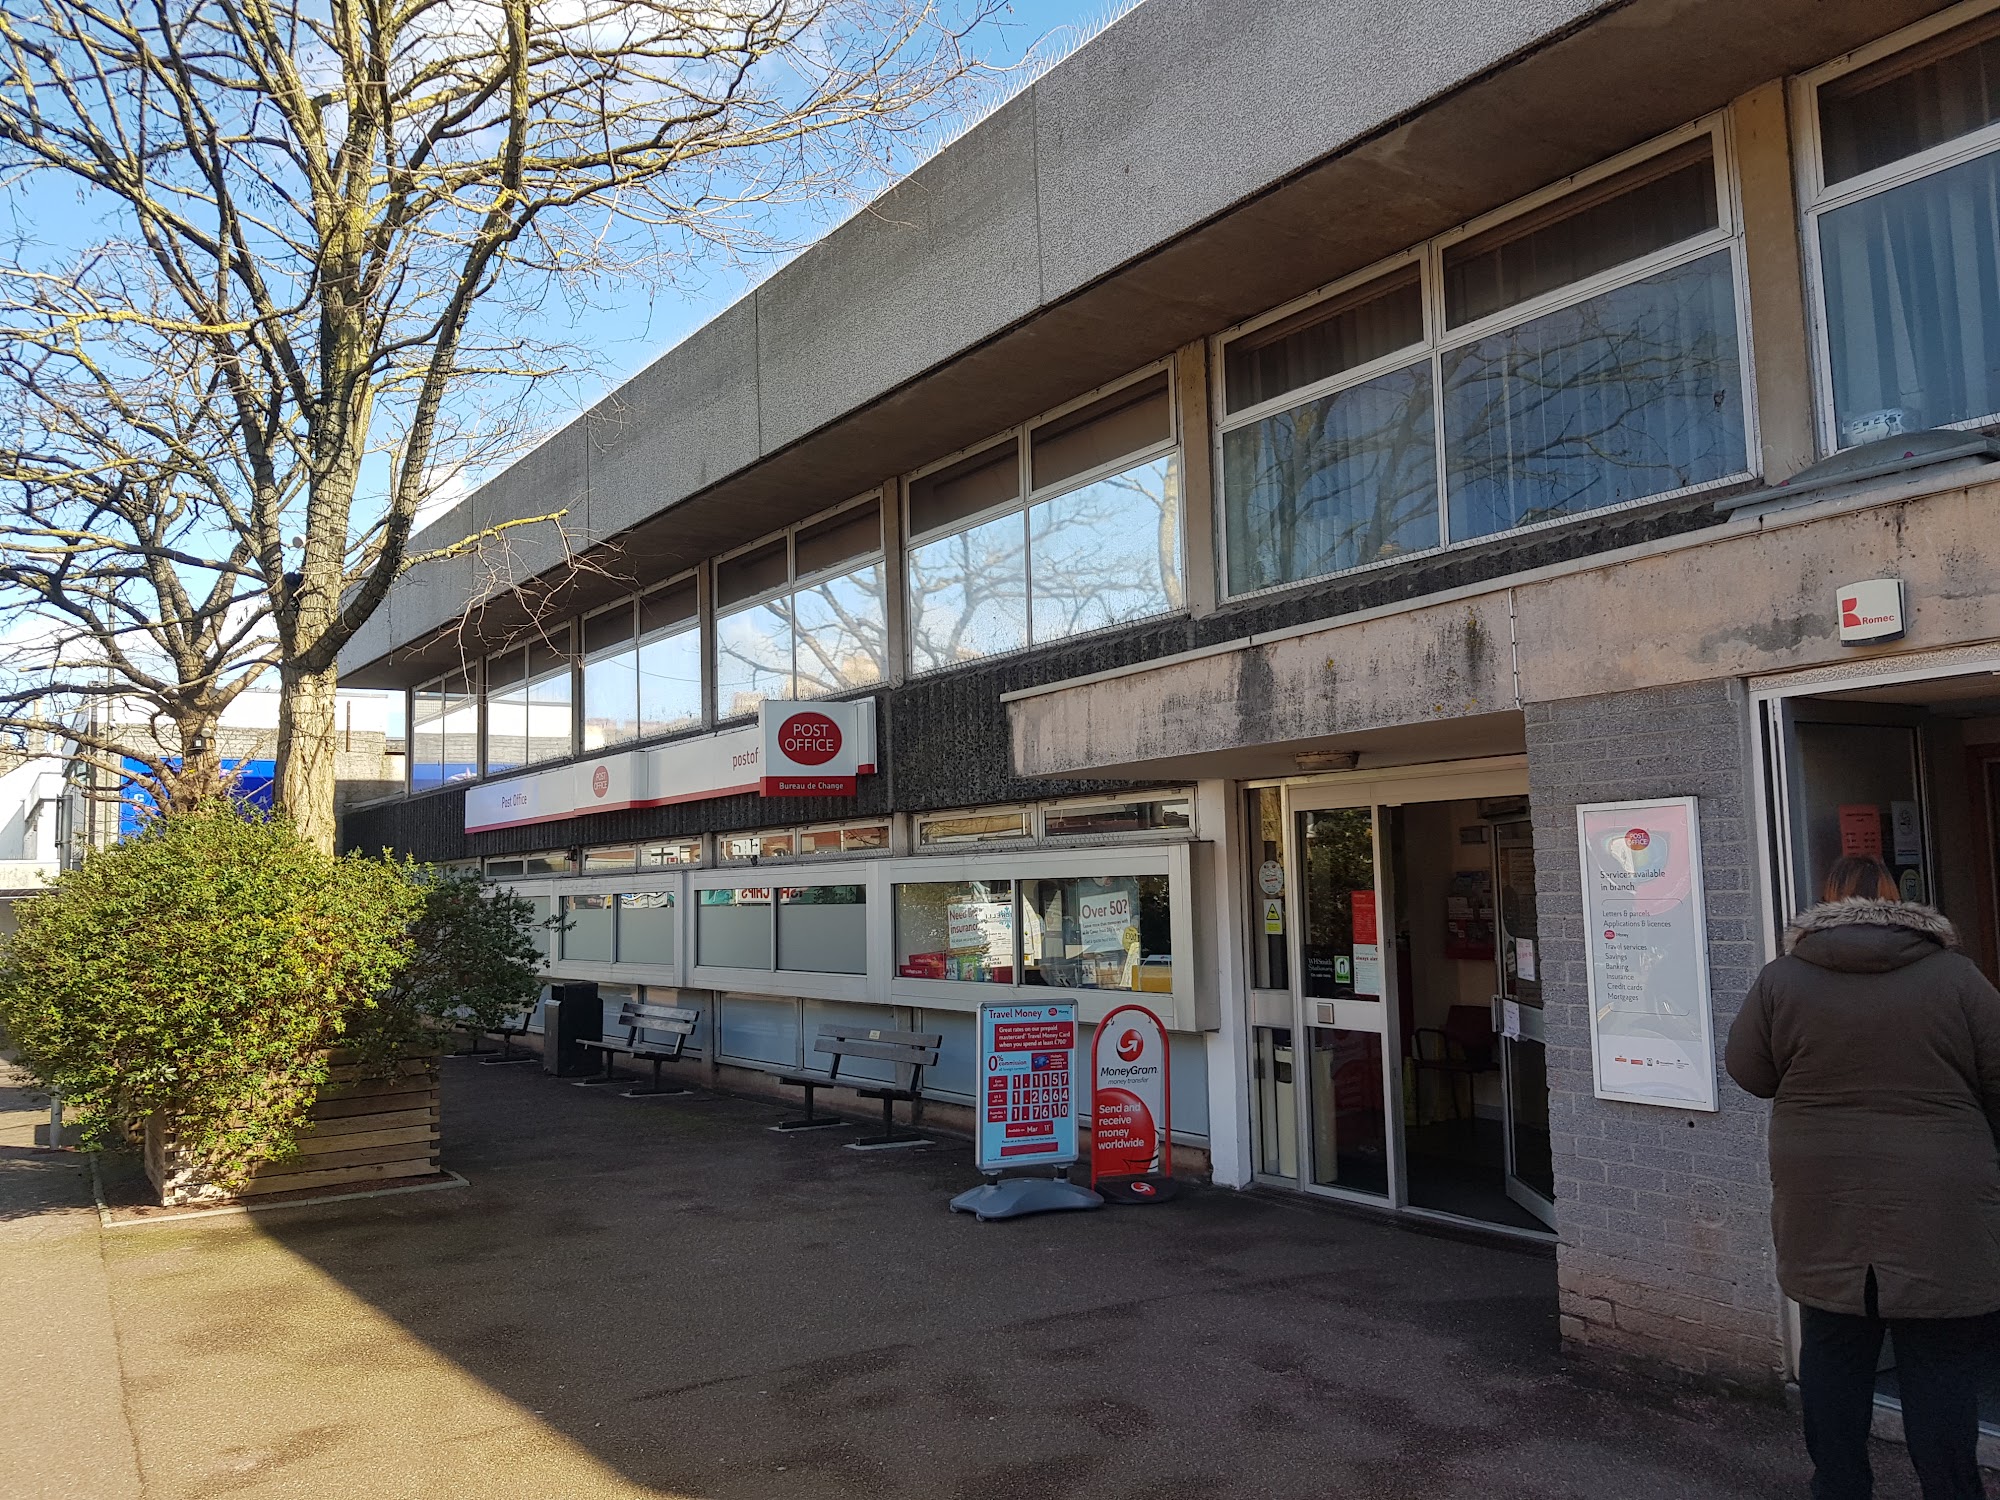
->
xmin=336 ymin=0 xmax=2000 ymax=1402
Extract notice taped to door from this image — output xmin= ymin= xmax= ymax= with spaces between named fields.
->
xmin=1576 ymin=797 xmax=1718 ymax=1111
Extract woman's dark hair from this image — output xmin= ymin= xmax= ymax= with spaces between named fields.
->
xmin=1822 ymin=855 xmax=1899 ymax=903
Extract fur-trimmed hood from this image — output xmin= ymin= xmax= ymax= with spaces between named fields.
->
xmin=1784 ymin=897 xmax=1958 ymax=973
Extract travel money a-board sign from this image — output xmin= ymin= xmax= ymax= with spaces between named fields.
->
xmin=1576 ymin=796 xmax=1719 ymax=1111
xmin=975 ymin=1001 xmax=1079 ymax=1172
xmin=951 ymin=1001 xmax=1102 ymax=1221
xmin=1090 ymin=1003 xmax=1178 ymax=1204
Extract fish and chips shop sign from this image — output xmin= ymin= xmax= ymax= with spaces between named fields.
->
xmin=465 ymin=698 xmax=876 ymax=832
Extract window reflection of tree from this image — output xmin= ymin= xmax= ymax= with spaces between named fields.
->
xmin=1443 ymin=253 xmax=1743 ymax=537
xmin=1225 ymin=252 xmax=1745 ymax=595
xmin=911 ymin=454 xmax=1182 ymax=671
xmin=1225 ymin=364 xmax=1437 ymax=596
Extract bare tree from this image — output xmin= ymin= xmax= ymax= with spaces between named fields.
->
xmin=0 ymin=0 xmax=996 ymax=849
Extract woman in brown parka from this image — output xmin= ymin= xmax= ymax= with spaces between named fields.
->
xmin=1727 ymin=855 xmax=2000 ymax=1500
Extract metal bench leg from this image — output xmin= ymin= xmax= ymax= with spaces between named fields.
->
xmin=621 ymin=1054 xmax=693 ymax=1100
xmin=480 ymin=1033 xmax=535 ymax=1067
xmin=572 ymin=1050 xmax=621 ymax=1088
xmin=773 ymin=1082 xmax=841 ymax=1132
xmin=847 ymin=1095 xmax=930 ymax=1152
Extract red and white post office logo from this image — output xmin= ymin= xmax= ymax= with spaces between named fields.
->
xmin=776 ymin=713 xmax=841 ymax=767
xmin=591 ymin=765 xmax=610 ymax=799
xmin=1624 ymin=829 xmax=1649 ymax=851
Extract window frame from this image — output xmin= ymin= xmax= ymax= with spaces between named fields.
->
xmin=1211 ymin=112 xmax=1756 ymax=604
xmin=579 ymin=596 xmax=641 ymax=753
xmin=902 ymin=360 xmax=1185 ymax=676
xmin=712 ymin=490 xmax=886 ymax=721
xmin=1792 ymin=0 xmax=2000 ymax=453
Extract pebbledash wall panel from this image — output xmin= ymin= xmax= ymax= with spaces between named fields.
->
xmin=1525 ymin=678 xmax=1782 ymax=1391
xmin=343 ymin=490 xmax=1728 ymax=864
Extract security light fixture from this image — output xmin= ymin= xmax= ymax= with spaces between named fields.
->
xmin=1293 ymin=749 xmax=1359 ymax=774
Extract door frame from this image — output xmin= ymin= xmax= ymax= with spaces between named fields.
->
xmin=1257 ymin=756 xmax=1533 ymax=1220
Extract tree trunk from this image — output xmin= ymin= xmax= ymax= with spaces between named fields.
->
xmin=277 ymin=663 xmax=341 ymax=852
xmin=166 ymin=716 xmax=229 ymax=812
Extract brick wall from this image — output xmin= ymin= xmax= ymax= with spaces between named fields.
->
xmin=1525 ymin=678 xmax=1785 ymax=1392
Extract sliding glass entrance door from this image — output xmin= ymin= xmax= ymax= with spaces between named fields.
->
xmin=1288 ymin=792 xmax=1398 ymax=1203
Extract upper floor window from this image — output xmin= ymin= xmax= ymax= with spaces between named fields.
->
xmin=1218 ymin=122 xmax=1749 ymax=598
xmin=1803 ymin=5 xmax=2000 ymax=447
xmin=907 ymin=368 xmax=1183 ymax=674
xmin=410 ymin=665 xmax=477 ymax=792
xmin=714 ymin=496 xmax=886 ymax=721
xmin=486 ymin=630 xmax=573 ymax=772
xmin=580 ymin=575 xmax=702 ymax=752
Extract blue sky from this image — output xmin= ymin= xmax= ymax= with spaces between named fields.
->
xmin=510 ymin=1 xmax=1129 ymax=420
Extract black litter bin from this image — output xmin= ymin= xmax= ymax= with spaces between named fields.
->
xmin=543 ymin=982 xmax=601 ymax=1076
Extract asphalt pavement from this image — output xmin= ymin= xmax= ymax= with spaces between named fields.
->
xmin=0 ymin=1051 xmax=1944 ymax=1499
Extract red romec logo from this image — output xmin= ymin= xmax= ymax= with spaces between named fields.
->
xmin=1116 ymin=1029 xmax=1144 ymax=1062
xmin=777 ymin=713 xmax=841 ymax=766
xmin=591 ymin=765 xmax=610 ymax=798
xmin=1841 ymin=596 xmax=1861 ymax=627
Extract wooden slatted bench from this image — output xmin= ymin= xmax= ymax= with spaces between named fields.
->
xmin=573 ymin=999 xmax=701 ymax=1099
xmin=776 ymin=1025 xmax=941 ymax=1150
xmin=456 ymin=1000 xmax=538 ymax=1066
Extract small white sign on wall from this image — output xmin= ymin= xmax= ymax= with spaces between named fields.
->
xmin=1577 ymin=796 xmax=1719 ymax=1112
xmin=1837 ymin=578 xmax=1905 ymax=645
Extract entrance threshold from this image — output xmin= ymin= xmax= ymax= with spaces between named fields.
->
xmin=1250 ymin=1177 xmax=1556 ymax=1254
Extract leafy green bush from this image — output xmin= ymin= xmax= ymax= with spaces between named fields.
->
xmin=373 ymin=865 xmax=542 ymax=1051
xmin=0 ymin=803 xmax=419 ymax=1184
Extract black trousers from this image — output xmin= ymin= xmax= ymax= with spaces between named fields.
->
xmin=1798 ymin=1297 xmax=1992 ymax=1500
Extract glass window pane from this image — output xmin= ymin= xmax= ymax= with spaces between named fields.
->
xmin=696 ymin=887 xmax=775 ymax=969
xmin=1309 ymin=1028 xmax=1389 ymax=1195
xmin=442 ymin=678 xmax=479 ymax=784
xmin=1443 ymin=140 xmax=1719 ymax=327
xmin=908 ymin=440 xmax=1020 ymax=537
xmin=525 ymin=642 xmax=572 ymax=765
xmin=582 ymin=604 xmax=634 ymax=657
xmin=525 ymin=894 xmax=553 ymax=959
xmin=799 ymin=828 xmax=846 ymax=856
xmin=1223 ymin=358 xmax=1438 ymax=596
xmin=1442 ymin=248 xmax=1745 ymax=542
xmin=1020 ymin=874 xmax=1171 ymax=992
xmin=918 ymin=810 xmax=1029 ymax=846
xmin=616 ymin=891 xmax=676 ymax=965
xmin=792 ymin=565 xmax=888 ymax=698
xmin=842 ymin=824 xmax=888 ymax=852
xmin=524 ymin=851 xmax=572 ymax=876
xmin=1044 ymin=798 xmax=1191 ymax=838
xmin=1225 ymin=266 xmax=1425 ymax=414
xmin=1820 ymin=13 xmax=2000 ymax=184
xmin=562 ymin=892 xmax=613 ymax=962
xmin=894 ymin=880 xmax=1014 ymax=982
xmin=715 ymin=602 xmax=794 ymax=720
xmin=582 ymin=648 xmax=638 ymax=752
xmin=582 ymin=845 xmax=638 ymax=871
xmin=1820 ymin=149 xmax=2000 ymax=445
xmin=641 ymin=838 xmax=702 ymax=868
xmin=908 ymin=514 xmax=1028 ymax=673
xmin=410 ymin=683 xmax=446 ymax=792
xmin=638 ymin=624 xmax=702 ymax=738
xmin=796 ymin=501 xmax=881 ymax=577
xmin=1247 ymin=787 xmax=1288 ymax=991
xmin=717 ymin=538 xmax=789 ymax=608
xmin=484 ymin=652 xmax=527 ymax=776
xmin=1029 ymin=454 xmax=1182 ymax=644
xmin=1031 ymin=373 xmax=1172 ymax=490
xmin=639 ymin=578 xmax=697 ymax=636
xmin=777 ymin=885 xmax=867 ymax=974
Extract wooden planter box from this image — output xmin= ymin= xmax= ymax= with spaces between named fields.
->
xmin=144 ymin=1051 xmax=441 ymax=1207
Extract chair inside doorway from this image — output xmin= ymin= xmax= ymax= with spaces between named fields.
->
xmin=1390 ymin=799 xmax=1549 ymax=1233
